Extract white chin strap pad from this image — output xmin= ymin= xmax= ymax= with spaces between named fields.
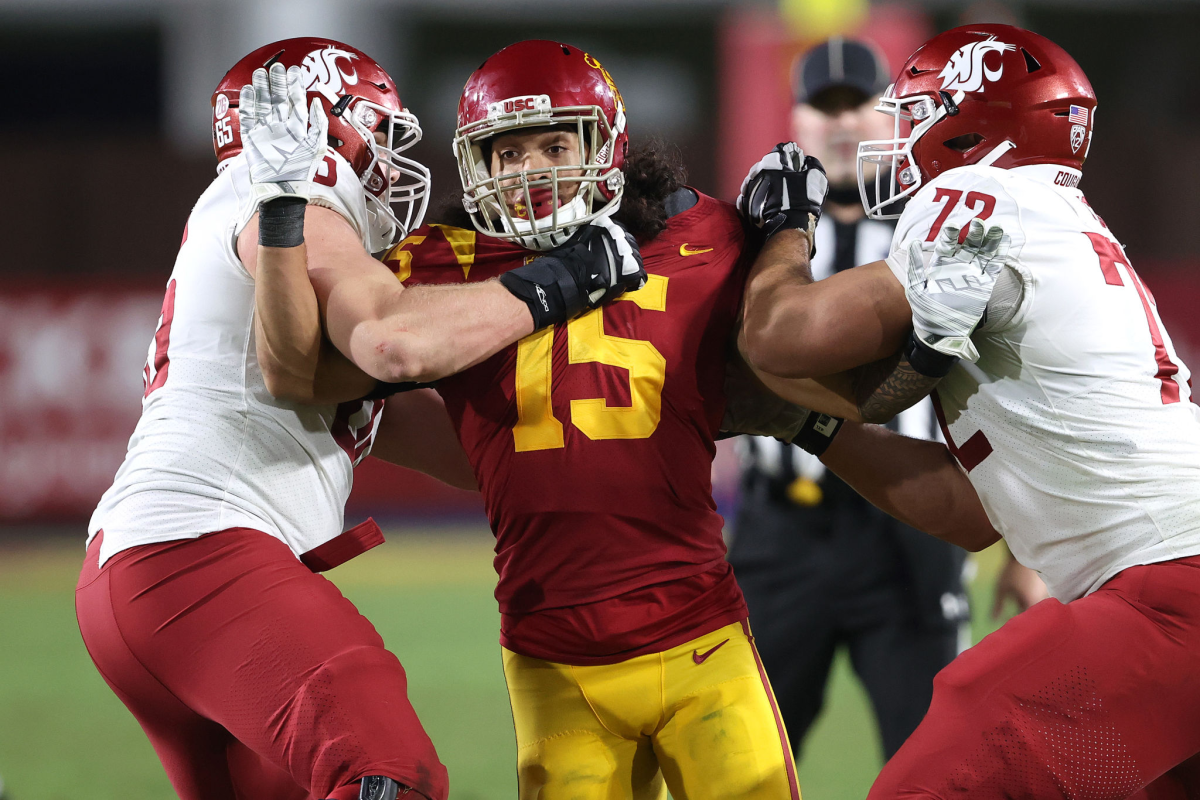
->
xmin=500 ymin=194 xmax=589 ymax=251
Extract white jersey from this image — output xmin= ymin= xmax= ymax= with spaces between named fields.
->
xmin=885 ymin=163 xmax=1200 ymax=601
xmin=89 ymin=150 xmax=383 ymax=566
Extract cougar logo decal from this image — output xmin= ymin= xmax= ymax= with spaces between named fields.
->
xmin=938 ymin=36 xmax=1016 ymax=93
xmin=300 ymin=46 xmax=360 ymax=104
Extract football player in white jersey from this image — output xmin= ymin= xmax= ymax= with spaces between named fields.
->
xmin=735 ymin=23 xmax=1200 ymax=799
xmin=76 ymin=38 xmax=643 ymax=800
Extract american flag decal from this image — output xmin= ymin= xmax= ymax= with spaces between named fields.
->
xmin=1068 ymin=105 xmax=1089 ymax=125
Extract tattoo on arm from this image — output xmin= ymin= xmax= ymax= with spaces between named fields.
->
xmin=854 ymin=352 xmax=943 ymax=424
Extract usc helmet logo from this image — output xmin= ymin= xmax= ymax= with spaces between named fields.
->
xmin=583 ymin=53 xmax=625 ymax=110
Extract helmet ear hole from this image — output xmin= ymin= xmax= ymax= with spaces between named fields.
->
xmin=944 ymin=133 xmax=985 ymax=153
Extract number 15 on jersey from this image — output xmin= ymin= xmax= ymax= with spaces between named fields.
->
xmin=513 ymin=275 xmax=669 ymax=452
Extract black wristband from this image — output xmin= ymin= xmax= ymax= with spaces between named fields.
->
xmin=904 ymin=331 xmax=959 ymax=378
xmin=360 ymin=380 xmax=433 ymax=401
xmin=259 ymin=197 xmax=306 ymax=248
xmin=499 ymin=257 xmax=586 ymax=330
xmin=791 ymin=411 xmax=843 ymax=456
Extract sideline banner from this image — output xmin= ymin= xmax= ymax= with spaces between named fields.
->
xmin=2 ymin=277 xmax=1196 ymax=523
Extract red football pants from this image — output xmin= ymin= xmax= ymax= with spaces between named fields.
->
xmin=75 ymin=529 xmax=448 ymax=800
xmin=868 ymin=555 xmax=1200 ymax=800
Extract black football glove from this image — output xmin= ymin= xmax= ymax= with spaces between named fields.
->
xmin=736 ymin=142 xmax=828 ymax=252
xmin=499 ymin=215 xmax=646 ymax=330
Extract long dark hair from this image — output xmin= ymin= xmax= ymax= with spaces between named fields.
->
xmin=429 ymin=137 xmax=688 ymax=244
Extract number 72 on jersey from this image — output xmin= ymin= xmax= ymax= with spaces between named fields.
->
xmin=512 ymin=275 xmax=669 ymax=452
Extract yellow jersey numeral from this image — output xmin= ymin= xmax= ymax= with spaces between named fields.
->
xmin=513 ymin=275 xmax=668 ymax=452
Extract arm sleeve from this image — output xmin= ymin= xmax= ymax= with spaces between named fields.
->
xmin=884 ymin=168 xmax=1031 ymax=331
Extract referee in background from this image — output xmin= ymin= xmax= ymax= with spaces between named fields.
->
xmin=728 ymin=38 xmax=971 ymax=761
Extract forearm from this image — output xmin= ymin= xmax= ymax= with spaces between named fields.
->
xmin=748 ymin=363 xmax=863 ymax=422
xmin=329 ymin=278 xmax=534 ymax=385
xmin=821 ymin=422 xmax=1000 ymax=551
xmin=254 ymin=239 xmax=325 ymax=398
xmin=739 ymin=230 xmax=814 ymax=374
xmin=852 ymin=350 xmax=943 ymax=424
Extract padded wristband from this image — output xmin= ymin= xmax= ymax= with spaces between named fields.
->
xmin=904 ymin=331 xmax=960 ymax=378
xmin=790 ymin=411 xmax=843 ymax=457
xmin=499 ymin=257 xmax=586 ymax=330
xmin=259 ymin=197 xmax=306 ymax=248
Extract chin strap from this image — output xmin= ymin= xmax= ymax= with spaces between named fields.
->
xmin=975 ymin=140 xmax=1017 ymax=168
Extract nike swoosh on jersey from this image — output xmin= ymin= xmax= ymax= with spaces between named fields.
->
xmin=692 ymin=638 xmax=730 ymax=664
xmin=679 ymin=243 xmax=714 ymax=257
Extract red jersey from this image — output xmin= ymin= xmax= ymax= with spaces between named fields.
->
xmin=385 ymin=191 xmax=751 ymax=664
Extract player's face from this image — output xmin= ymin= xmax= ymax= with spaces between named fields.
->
xmin=489 ymin=129 xmax=585 ymax=218
xmin=373 ymin=129 xmax=402 ymax=182
xmin=792 ymin=93 xmax=894 ymax=189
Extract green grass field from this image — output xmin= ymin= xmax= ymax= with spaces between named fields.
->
xmin=0 ymin=526 xmax=1012 ymax=800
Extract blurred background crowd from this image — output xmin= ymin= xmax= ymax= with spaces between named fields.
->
xmin=2 ymin=0 xmax=1198 ymax=529
xmin=2 ymin=0 xmax=1199 ymax=797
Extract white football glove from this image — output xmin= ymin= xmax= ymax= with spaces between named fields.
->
xmin=736 ymin=142 xmax=828 ymax=247
xmin=906 ymin=217 xmax=1009 ymax=363
xmin=239 ymin=62 xmax=328 ymax=210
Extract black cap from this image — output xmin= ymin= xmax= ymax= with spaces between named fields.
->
xmin=793 ymin=37 xmax=889 ymax=108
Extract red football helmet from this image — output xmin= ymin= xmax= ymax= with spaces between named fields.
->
xmin=212 ymin=37 xmax=430 ymax=250
xmin=453 ymin=40 xmax=629 ymax=250
xmin=857 ymin=24 xmax=1097 ymax=219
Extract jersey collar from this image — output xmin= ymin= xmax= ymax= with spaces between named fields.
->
xmin=1009 ymin=163 xmax=1083 ymax=189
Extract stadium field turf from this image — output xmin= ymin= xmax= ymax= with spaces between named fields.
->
xmin=0 ymin=525 xmax=1010 ymax=800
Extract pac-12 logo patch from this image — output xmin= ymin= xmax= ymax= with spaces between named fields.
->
xmin=939 ymin=36 xmax=1016 ymax=93
xmin=214 ymin=93 xmax=229 ymax=120
xmin=1070 ymin=124 xmax=1086 ymax=154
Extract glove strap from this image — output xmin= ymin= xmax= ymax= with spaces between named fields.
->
xmin=904 ymin=331 xmax=959 ymax=378
xmin=791 ymin=412 xmax=843 ymax=456
xmin=259 ymin=197 xmax=306 ymax=248
xmin=499 ymin=257 xmax=586 ymax=330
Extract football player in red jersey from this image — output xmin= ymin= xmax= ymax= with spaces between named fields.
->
xmin=380 ymin=40 xmax=819 ymax=800
xmin=250 ymin=37 xmax=1004 ymax=798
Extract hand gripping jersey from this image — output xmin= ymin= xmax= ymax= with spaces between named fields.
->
xmin=387 ymin=192 xmax=751 ymax=663
xmin=885 ymin=164 xmax=1200 ymax=601
xmin=89 ymin=151 xmax=383 ymax=567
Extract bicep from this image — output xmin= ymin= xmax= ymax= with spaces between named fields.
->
xmin=798 ymin=260 xmax=911 ymax=372
xmin=745 ymin=260 xmax=911 ymax=379
xmin=302 ymin=205 xmax=406 ymax=341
